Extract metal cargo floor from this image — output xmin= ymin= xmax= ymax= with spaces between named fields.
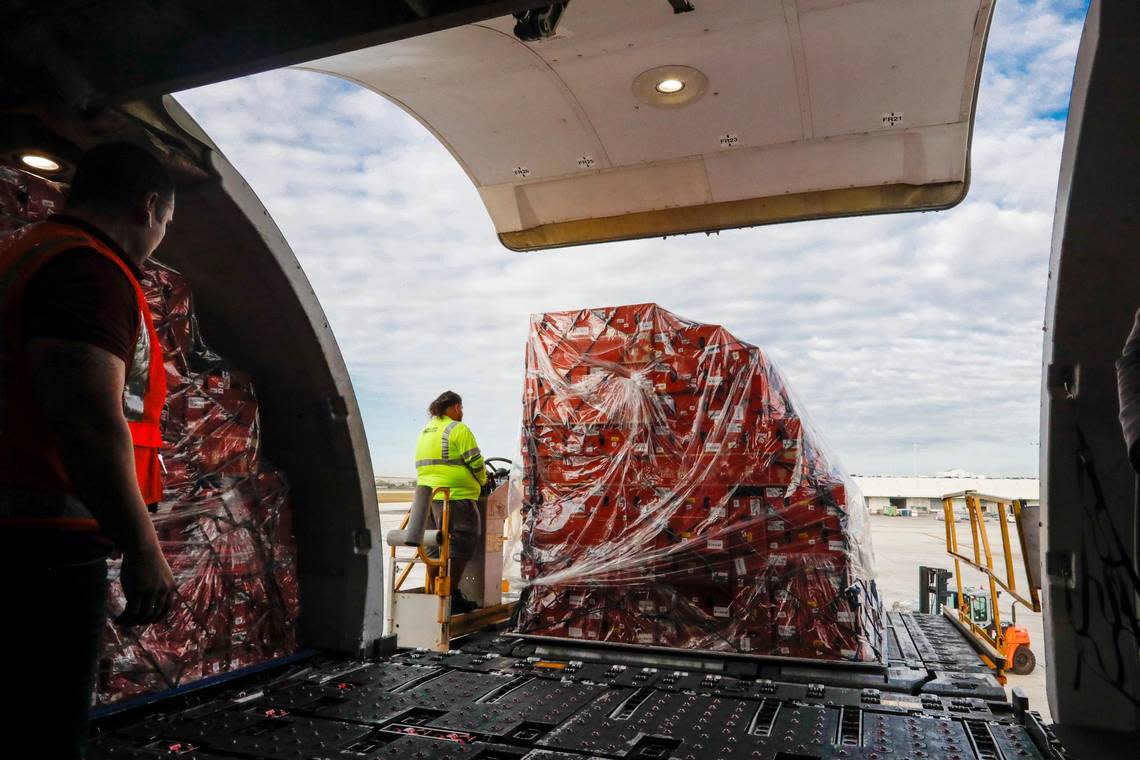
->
xmin=90 ymin=613 xmax=1071 ymax=759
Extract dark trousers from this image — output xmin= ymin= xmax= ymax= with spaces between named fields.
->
xmin=0 ymin=556 xmax=108 ymax=759
xmin=427 ymin=498 xmax=479 ymax=560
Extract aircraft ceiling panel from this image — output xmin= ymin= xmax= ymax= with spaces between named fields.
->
xmin=799 ymin=0 xmax=985 ymax=137
xmin=546 ymin=16 xmax=804 ymax=167
xmin=311 ymin=27 xmax=606 ymax=186
xmin=301 ymin=0 xmax=995 ymax=250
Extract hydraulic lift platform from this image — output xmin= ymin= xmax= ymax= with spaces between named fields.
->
xmin=89 ymin=610 xmax=1073 ymax=760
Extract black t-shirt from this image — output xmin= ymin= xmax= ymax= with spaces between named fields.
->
xmin=22 ymin=215 xmax=141 ymax=364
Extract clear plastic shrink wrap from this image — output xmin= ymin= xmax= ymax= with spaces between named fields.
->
xmin=0 ymin=165 xmax=300 ymax=704
xmin=506 ymin=304 xmax=882 ymax=662
xmin=98 ymin=263 xmax=301 ymax=705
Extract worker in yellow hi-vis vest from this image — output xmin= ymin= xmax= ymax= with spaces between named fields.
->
xmin=415 ymin=390 xmax=487 ymax=613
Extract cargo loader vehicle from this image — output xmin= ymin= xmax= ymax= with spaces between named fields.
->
xmin=1 ymin=1 xmax=1138 ymax=758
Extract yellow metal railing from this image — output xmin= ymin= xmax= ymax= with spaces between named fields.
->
xmin=941 ymin=491 xmax=1041 ymax=665
xmin=389 ymin=487 xmax=452 ymax=599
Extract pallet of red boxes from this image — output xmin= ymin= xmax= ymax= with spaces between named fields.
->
xmin=507 ymin=304 xmax=882 ymax=662
xmin=98 ymin=262 xmax=301 ymax=705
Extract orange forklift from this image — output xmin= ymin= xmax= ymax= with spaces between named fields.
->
xmin=918 ymin=491 xmax=1043 ymax=681
xmin=920 ymin=566 xmax=1036 ymax=675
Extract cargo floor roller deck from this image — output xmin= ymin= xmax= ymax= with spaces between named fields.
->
xmin=89 ymin=610 xmax=1072 ymax=760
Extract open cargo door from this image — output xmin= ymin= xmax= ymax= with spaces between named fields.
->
xmin=303 ymin=0 xmax=996 ymax=250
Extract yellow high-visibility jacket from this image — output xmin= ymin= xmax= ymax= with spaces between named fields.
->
xmin=415 ymin=416 xmax=487 ymax=501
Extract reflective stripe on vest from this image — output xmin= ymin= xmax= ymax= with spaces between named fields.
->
xmin=416 ymin=422 xmax=482 ymax=469
xmin=439 ymin=421 xmax=459 ymax=460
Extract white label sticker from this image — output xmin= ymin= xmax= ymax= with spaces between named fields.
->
xmin=778 ymin=625 xmax=796 ymax=638
xmin=514 ymin=165 xmax=532 ymax=178
xmin=571 ymin=326 xmax=590 ymax=336
xmin=577 ymin=155 xmax=596 ymax=169
xmin=704 ymin=442 xmax=722 ymax=453
xmin=633 ymin=443 xmax=649 ymax=455
xmin=881 ymin=111 xmax=904 ymax=128
xmin=708 ymin=539 xmax=725 ymax=551
xmin=710 ymin=507 xmax=726 ymax=521
xmin=565 ymin=441 xmax=582 ymax=453
xmin=639 ymin=320 xmax=653 ymax=330
xmin=841 ymin=648 xmax=857 ymax=658
xmin=719 ymin=132 xmax=740 ymax=148
xmin=638 ymin=599 xmax=656 ymax=613
xmin=770 ymin=554 xmax=787 ymax=567
xmin=740 ymin=637 xmax=752 ymax=652
xmin=735 ymin=557 xmax=747 ymax=574
xmin=637 ymin=633 xmax=654 ymax=644
xmin=569 ymin=594 xmax=585 ymax=606
xmin=770 ymin=520 xmax=786 ymax=531
xmin=775 ymin=590 xmax=791 ymax=603
xmin=766 ymin=488 xmax=784 ymax=498
xmin=829 ymin=540 xmax=846 ymax=552
xmin=188 ymin=397 xmax=208 ymax=409
xmin=713 ymin=606 xmax=731 ymax=618
xmin=569 ymin=627 xmax=584 ymax=638
xmin=837 ymin=611 xmax=854 ymax=623
xmin=727 ymin=423 xmax=742 ymax=434
xmin=709 ymin=409 xmax=723 ymax=420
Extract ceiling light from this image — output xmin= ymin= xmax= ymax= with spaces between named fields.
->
xmin=21 ymin=154 xmax=61 ymax=172
xmin=633 ymin=66 xmax=708 ymax=109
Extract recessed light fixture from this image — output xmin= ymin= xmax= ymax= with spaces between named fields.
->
xmin=21 ymin=154 xmax=61 ymax=172
xmin=633 ymin=66 xmax=708 ymax=108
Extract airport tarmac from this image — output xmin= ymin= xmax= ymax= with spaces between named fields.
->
xmin=377 ymin=503 xmax=1051 ymax=723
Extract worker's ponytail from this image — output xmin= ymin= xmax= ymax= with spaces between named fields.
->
xmin=429 ymin=391 xmax=462 ymax=418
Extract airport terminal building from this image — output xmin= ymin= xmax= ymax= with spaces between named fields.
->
xmin=851 ymin=472 xmax=1040 ymax=515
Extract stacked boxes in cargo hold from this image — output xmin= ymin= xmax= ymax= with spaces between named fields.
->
xmin=509 ymin=304 xmax=883 ymax=661
xmin=0 ymin=165 xmax=300 ymax=704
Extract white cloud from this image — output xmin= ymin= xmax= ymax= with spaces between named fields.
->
xmin=174 ymin=0 xmax=1088 ymax=479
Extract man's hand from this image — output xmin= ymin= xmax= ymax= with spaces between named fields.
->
xmin=116 ymin=544 xmax=177 ymax=626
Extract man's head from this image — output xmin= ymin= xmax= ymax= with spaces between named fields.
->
xmin=429 ymin=391 xmax=463 ymax=421
xmin=67 ymin=141 xmax=175 ymax=263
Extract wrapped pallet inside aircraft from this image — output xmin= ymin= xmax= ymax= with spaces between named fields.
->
xmin=508 ymin=304 xmax=882 ymax=661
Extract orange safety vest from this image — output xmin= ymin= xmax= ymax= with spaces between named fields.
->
xmin=0 ymin=220 xmax=167 ymax=535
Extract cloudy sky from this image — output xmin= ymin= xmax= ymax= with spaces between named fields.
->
xmin=175 ymin=0 xmax=1089 ymax=480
